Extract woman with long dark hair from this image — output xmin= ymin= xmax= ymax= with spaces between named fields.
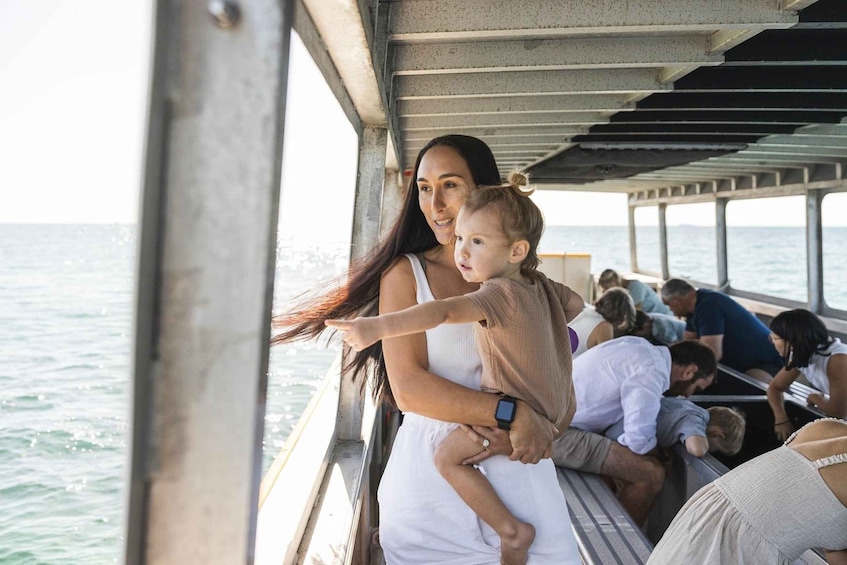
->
xmin=767 ymin=309 xmax=847 ymax=440
xmin=273 ymin=135 xmax=579 ymax=564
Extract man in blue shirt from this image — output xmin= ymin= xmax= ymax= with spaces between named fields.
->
xmin=661 ymin=278 xmax=783 ymax=382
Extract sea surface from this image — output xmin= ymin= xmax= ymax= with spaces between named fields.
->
xmin=1 ymin=223 xmax=846 ymax=564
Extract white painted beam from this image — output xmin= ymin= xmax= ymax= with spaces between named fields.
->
xmin=302 ymin=0 xmax=385 ymax=125
xmin=395 ymin=69 xmax=669 ymax=99
xmin=398 ymin=95 xmax=635 ymax=116
xmin=709 ymin=29 xmax=767 ymax=53
xmin=780 ymin=0 xmax=820 ymax=11
xmin=390 ymin=0 xmax=797 ymax=42
xmin=405 ymin=132 xmax=580 ymax=150
xmin=721 ymin=156 xmax=837 ymax=168
xmin=757 ymin=136 xmax=847 ymax=149
xmin=402 ymin=112 xmax=608 ymax=129
xmin=741 ymin=146 xmax=847 ymax=158
xmin=392 ymin=36 xmax=721 ymax=75
xmin=721 ymin=153 xmax=838 ymax=163
xmin=404 ymin=125 xmax=586 ymax=139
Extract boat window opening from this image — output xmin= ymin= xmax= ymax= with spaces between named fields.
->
xmin=666 ymin=203 xmax=717 ymax=286
xmin=822 ymin=192 xmax=847 ymax=312
xmin=265 ymin=31 xmax=358 ymax=474
xmin=634 ymin=206 xmax=661 ymax=277
xmin=539 ymin=228 xmax=630 ymax=280
xmin=726 ymin=196 xmax=807 ymax=304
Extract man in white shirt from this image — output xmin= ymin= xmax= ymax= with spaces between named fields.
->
xmin=552 ymin=337 xmax=716 ymax=525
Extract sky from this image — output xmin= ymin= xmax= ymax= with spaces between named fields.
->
xmin=1 ymin=1 xmax=843 ymax=233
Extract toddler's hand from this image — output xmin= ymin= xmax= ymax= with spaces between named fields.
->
xmin=325 ymin=318 xmax=380 ymax=351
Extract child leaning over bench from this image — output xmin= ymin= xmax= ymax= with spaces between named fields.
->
xmin=604 ymin=398 xmax=745 ymax=457
xmin=327 ymin=172 xmax=583 ymax=565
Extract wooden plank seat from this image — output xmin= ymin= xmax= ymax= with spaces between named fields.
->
xmin=556 ymin=467 xmax=653 ymax=565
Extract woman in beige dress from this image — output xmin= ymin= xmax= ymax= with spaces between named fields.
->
xmin=648 ymin=418 xmax=847 ymax=564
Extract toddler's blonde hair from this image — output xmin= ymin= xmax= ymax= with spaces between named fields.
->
xmin=707 ymin=406 xmax=746 ymax=455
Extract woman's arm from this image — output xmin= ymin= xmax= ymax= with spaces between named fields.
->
xmin=767 ymin=367 xmax=799 ymax=441
xmin=699 ymin=334 xmax=724 ymax=362
xmin=808 ymin=354 xmax=847 ymax=417
xmin=824 ymin=549 xmax=847 ymax=565
xmin=587 ymin=321 xmax=614 ymax=349
xmin=380 ymin=261 xmax=555 ymax=463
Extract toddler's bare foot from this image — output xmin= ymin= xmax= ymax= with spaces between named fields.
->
xmin=499 ymin=521 xmax=535 ymax=565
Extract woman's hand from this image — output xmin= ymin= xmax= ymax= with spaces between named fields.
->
xmin=774 ymin=420 xmax=795 ymax=442
xmin=807 ymin=392 xmax=824 ymax=409
xmin=459 ymin=425 xmax=512 ymax=465
xmin=509 ymin=399 xmax=555 ymax=464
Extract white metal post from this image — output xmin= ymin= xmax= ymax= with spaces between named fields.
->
xmin=126 ymin=1 xmax=293 ymax=563
xmin=658 ymin=202 xmax=669 ymax=280
xmin=716 ymin=198 xmax=729 ymax=290
xmin=628 ymin=203 xmax=638 ymax=272
xmin=341 ymin=125 xmax=388 ymax=441
xmin=807 ymin=189 xmax=824 ymax=312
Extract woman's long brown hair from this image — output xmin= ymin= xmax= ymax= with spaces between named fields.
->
xmin=271 ymin=135 xmax=501 ymax=404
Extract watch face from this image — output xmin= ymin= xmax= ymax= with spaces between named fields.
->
xmin=496 ymin=399 xmax=516 ymax=422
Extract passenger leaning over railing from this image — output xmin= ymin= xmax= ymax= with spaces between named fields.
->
xmin=552 ymin=338 xmax=717 ymax=525
xmin=598 ymin=268 xmax=672 ymax=315
xmin=648 ymin=418 xmax=847 ymax=565
xmin=604 ymin=398 xmax=745 ymax=458
xmin=598 ymin=270 xmax=684 ymax=345
xmin=272 ymin=135 xmax=581 ymax=565
xmin=625 ymin=308 xmax=685 ymax=346
xmin=767 ymin=309 xmax=847 ymax=440
xmin=661 ymin=278 xmax=783 ymax=383
xmin=568 ymin=287 xmax=635 ymax=357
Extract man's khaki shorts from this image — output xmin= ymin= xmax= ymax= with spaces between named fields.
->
xmin=552 ymin=427 xmax=613 ymax=474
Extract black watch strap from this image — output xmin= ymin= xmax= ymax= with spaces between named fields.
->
xmin=495 ymin=396 xmax=517 ymax=431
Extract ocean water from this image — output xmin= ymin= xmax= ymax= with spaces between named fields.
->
xmin=1 ymin=223 xmax=846 ymax=564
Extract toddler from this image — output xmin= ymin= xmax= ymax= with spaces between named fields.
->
xmin=605 ymin=397 xmax=746 ymax=457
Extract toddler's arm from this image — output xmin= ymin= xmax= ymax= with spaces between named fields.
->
xmin=563 ymin=288 xmax=585 ymax=322
xmin=684 ymin=434 xmax=709 ymax=457
xmin=326 ymin=296 xmax=484 ymax=351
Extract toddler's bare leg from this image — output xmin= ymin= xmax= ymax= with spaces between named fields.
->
xmin=434 ymin=428 xmax=535 ymax=565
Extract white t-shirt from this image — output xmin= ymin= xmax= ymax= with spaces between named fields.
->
xmin=570 ymin=336 xmax=671 ymax=454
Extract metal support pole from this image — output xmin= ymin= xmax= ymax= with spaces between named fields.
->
xmin=380 ymin=167 xmax=403 ymax=239
xmin=807 ymin=190 xmax=824 ymax=312
xmin=628 ymin=204 xmax=638 ymax=272
xmin=350 ymin=126 xmax=389 ymax=263
xmin=341 ymin=125 xmax=388 ymax=440
xmin=658 ymin=202 xmax=669 ymax=280
xmin=716 ymin=198 xmax=729 ymax=290
xmin=126 ymin=2 xmax=292 ymax=563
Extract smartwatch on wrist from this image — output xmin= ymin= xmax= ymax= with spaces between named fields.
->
xmin=495 ymin=395 xmax=517 ymax=430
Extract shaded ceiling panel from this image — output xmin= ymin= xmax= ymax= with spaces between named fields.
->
xmin=528 ymin=147 xmax=735 ymax=183
xmin=528 ymin=0 xmax=847 ymax=186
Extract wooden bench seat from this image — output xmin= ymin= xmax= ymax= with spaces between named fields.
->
xmin=557 ymin=467 xmax=653 ymax=565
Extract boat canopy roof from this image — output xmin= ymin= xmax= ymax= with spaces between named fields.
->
xmin=299 ymin=0 xmax=847 ymax=203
